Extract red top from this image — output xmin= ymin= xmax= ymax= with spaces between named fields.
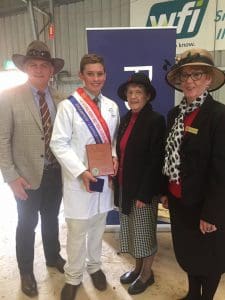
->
xmin=118 ymin=112 xmax=139 ymax=186
xmin=169 ymin=108 xmax=200 ymax=198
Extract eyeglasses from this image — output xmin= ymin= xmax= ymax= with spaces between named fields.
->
xmin=179 ymin=71 xmax=206 ymax=82
xmin=27 ymin=49 xmax=51 ymax=59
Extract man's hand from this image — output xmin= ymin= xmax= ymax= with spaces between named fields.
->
xmin=81 ymin=170 xmax=97 ymax=192
xmin=9 ymin=177 xmax=31 ymax=200
xmin=200 ymin=219 xmax=217 ymax=234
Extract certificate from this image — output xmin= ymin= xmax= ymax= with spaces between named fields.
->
xmin=86 ymin=143 xmax=114 ymax=176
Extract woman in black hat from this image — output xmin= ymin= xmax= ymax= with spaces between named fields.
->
xmin=114 ymin=72 xmax=165 ymax=295
xmin=161 ymin=48 xmax=225 ymax=300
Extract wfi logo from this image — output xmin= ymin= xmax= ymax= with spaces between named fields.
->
xmin=146 ymin=0 xmax=209 ymax=39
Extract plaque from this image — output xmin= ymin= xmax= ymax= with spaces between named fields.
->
xmin=86 ymin=143 xmax=114 ymax=176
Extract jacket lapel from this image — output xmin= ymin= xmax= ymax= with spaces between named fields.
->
xmin=117 ymin=104 xmax=152 ymax=153
xmin=21 ymin=83 xmax=43 ymax=131
xmin=182 ymin=95 xmax=214 ymax=145
xmin=128 ymin=104 xmax=152 ymax=139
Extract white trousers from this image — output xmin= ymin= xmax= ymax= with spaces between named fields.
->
xmin=64 ymin=212 xmax=107 ymax=285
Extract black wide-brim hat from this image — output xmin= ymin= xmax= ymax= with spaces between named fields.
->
xmin=166 ymin=48 xmax=225 ymax=92
xmin=117 ymin=72 xmax=156 ymax=102
xmin=12 ymin=40 xmax=64 ymax=75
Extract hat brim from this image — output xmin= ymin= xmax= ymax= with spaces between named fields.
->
xmin=12 ymin=54 xmax=64 ymax=75
xmin=117 ymin=79 xmax=156 ymax=102
xmin=166 ymin=62 xmax=225 ymax=92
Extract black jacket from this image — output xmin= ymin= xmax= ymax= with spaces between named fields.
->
xmin=114 ymin=103 xmax=166 ymax=214
xmin=165 ymin=94 xmax=225 ymax=229
xmin=164 ymin=94 xmax=225 ymax=274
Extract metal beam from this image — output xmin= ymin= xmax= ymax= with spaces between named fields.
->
xmin=27 ymin=0 xmax=38 ymax=40
xmin=0 ymin=0 xmax=84 ymax=17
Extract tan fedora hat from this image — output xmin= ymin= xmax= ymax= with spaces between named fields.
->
xmin=12 ymin=40 xmax=64 ymax=75
xmin=166 ymin=48 xmax=225 ymax=92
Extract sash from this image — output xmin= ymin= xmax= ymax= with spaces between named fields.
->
xmin=68 ymin=87 xmax=111 ymax=144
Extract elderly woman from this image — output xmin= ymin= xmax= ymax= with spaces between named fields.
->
xmin=161 ymin=48 xmax=225 ymax=300
xmin=114 ymin=73 xmax=165 ymax=295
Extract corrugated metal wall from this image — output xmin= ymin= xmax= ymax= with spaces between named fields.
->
xmin=0 ymin=0 xmax=224 ymax=101
xmin=54 ymin=0 xmax=129 ymax=76
xmin=0 ymin=0 xmax=130 ymax=94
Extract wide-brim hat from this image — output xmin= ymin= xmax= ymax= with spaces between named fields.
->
xmin=117 ymin=72 xmax=156 ymax=102
xmin=12 ymin=40 xmax=64 ymax=75
xmin=166 ymin=48 xmax=225 ymax=92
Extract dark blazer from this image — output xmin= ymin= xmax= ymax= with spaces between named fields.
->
xmin=166 ymin=94 xmax=225 ymax=229
xmin=165 ymin=94 xmax=225 ymax=274
xmin=114 ymin=103 xmax=166 ymax=214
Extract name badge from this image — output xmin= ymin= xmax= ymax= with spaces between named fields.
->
xmin=185 ymin=126 xmax=198 ymax=135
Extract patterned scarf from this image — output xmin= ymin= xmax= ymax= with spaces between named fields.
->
xmin=163 ymin=91 xmax=208 ymax=183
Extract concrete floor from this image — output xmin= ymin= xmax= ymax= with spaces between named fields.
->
xmin=0 ymin=178 xmax=224 ymax=300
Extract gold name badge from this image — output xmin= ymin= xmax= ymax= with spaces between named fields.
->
xmin=185 ymin=126 xmax=198 ymax=135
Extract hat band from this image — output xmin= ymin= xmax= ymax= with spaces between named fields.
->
xmin=172 ymin=53 xmax=214 ymax=71
xmin=26 ymin=49 xmax=51 ymax=59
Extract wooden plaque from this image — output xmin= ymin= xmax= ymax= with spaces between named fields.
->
xmin=86 ymin=143 xmax=114 ymax=176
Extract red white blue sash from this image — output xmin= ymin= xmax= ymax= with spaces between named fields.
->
xmin=68 ymin=87 xmax=111 ymax=144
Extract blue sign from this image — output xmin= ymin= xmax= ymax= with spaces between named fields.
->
xmin=87 ymin=28 xmax=176 ymax=225
xmin=87 ymin=27 xmax=176 ymax=118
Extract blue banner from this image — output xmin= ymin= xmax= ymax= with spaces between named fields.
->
xmin=87 ymin=27 xmax=176 ymax=118
xmin=87 ymin=28 xmax=176 ymax=225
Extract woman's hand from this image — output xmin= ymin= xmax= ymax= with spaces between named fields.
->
xmin=112 ymin=157 xmax=119 ymax=176
xmin=160 ymin=195 xmax=169 ymax=209
xmin=136 ymin=200 xmax=146 ymax=208
xmin=200 ymin=219 xmax=217 ymax=234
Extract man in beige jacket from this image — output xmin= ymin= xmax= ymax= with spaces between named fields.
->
xmin=0 ymin=40 xmax=65 ymax=297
